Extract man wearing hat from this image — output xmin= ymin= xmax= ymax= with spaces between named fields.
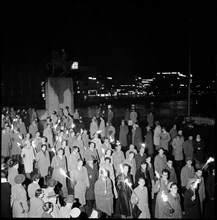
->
xmin=27 ymin=174 xmax=41 ymax=199
xmin=181 ymin=158 xmax=195 ymax=192
xmin=59 ymin=195 xmax=75 ymax=218
xmin=11 ymin=174 xmax=28 ymax=217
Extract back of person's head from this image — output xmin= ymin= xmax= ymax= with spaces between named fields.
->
xmin=43 ymin=202 xmax=53 ymax=212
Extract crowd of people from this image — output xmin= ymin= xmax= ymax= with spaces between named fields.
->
xmin=1 ymin=105 xmax=215 ymax=218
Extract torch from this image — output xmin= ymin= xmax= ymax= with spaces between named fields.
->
xmin=96 ymin=130 xmax=102 ymax=134
xmin=60 ymin=168 xmax=75 ymax=183
xmin=202 ymin=157 xmax=215 ymax=170
xmin=155 ymin=170 xmax=160 ymax=179
xmin=141 ymin=143 xmax=146 ymax=148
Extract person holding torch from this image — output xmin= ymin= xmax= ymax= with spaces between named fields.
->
xmin=183 ymin=178 xmax=201 ymax=219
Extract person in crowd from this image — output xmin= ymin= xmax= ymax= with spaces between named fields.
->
xmin=85 ymin=155 xmax=99 ymax=217
xmin=42 ymin=178 xmax=57 ymax=203
xmin=172 ymin=134 xmax=184 ymax=182
xmin=7 ymin=158 xmax=19 ymax=186
xmin=67 ymin=130 xmax=77 ymax=151
xmin=193 ymin=134 xmax=205 ymax=168
xmin=94 ymin=168 xmax=114 ymax=217
xmin=99 ymin=116 xmax=106 ymax=140
xmin=107 ymin=106 xmax=114 ymax=124
xmin=194 ymin=168 xmax=206 ymax=215
xmin=17 ymin=117 xmax=27 ymax=137
xmin=154 ymin=147 xmax=167 ymax=177
xmin=204 ymin=167 xmax=215 ymax=218
xmin=105 ymin=122 xmax=116 ymax=143
xmin=119 ymin=119 xmax=129 ymax=154
xmin=135 ymin=146 xmax=147 ymax=171
xmin=154 ymin=121 xmax=161 ymax=152
xmin=11 ymin=126 xmax=23 ymax=164
xmin=61 ymin=139 xmax=70 ymax=164
xmin=81 ymin=129 xmax=89 ymax=150
xmin=28 ymin=173 xmax=41 ymax=199
xmin=36 ymin=144 xmax=50 ymax=186
xmin=132 ymin=122 xmax=143 ymax=151
xmin=29 ymin=188 xmax=45 ymax=217
xmin=146 ymin=156 xmax=155 ymax=199
xmin=43 ymin=123 xmax=54 ymax=150
xmin=28 ymin=120 xmax=38 ymax=139
xmin=125 ymin=144 xmax=137 ymax=159
xmin=145 ymin=125 xmax=154 ymax=158
xmin=147 ymin=111 xmax=154 ymax=128
xmin=100 ymin=157 xmax=118 ymax=199
xmin=59 ymin=195 xmax=75 ymax=218
xmin=131 ymin=177 xmax=151 ymax=218
xmin=165 ymin=159 xmax=177 ymax=184
xmin=1 ymin=168 xmax=12 ymax=218
xmin=99 ymin=138 xmax=112 ymax=159
xmin=32 ymin=131 xmax=42 ymax=153
xmin=84 ymin=142 xmax=99 ymax=163
xmin=70 ymin=158 xmax=90 ymax=208
xmin=183 ymin=178 xmax=201 ymax=219
xmin=162 ymin=182 xmax=182 ymax=218
xmin=130 ymin=108 xmax=138 ymax=124
xmin=90 ymin=116 xmax=98 ymax=138
xmin=47 ymin=191 xmax=60 ymax=218
xmin=169 ymin=124 xmax=178 ymax=144
xmin=154 ymin=169 xmax=170 ymax=218
xmin=116 ymin=163 xmax=134 ymax=218
xmin=92 ymin=132 xmax=102 ymax=159
xmin=21 ymin=139 xmax=35 ymax=179
xmin=73 ymin=133 xmax=85 ymax=160
xmin=124 ymin=151 xmax=137 ymax=182
xmin=183 ymin=135 xmax=194 ymax=160
xmin=68 ymin=146 xmax=81 ymax=172
xmin=1 ymin=127 xmax=12 ymax=161
xmin=11 ymin=174 xmax=29 ymax=217
xmin=181 ymin=158 xmax=195 ymax=192
xmin=160 ymin=126 xmax=171 ymax=158
xmin=51 ymin=148 xmax=67 ymax=197
xmin=41 ymin=201 xmax=54 ymax=218
xmin=112 ymin=143 xmax=125 ymax=177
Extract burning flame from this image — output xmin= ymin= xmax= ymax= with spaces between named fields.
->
xmin=141 ymin=143 xmax=146 ymax=148
xmin=155 ymin=170 xmax=160 ymax=179
xmin=96 ymin=130 xmax=102 ymax=134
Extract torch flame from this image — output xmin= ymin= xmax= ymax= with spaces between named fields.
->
xmin=155 ymin=170 xmax=160 ymax=179
xmin=96 ymin=130 xmax=102 ymax=134
xmin=141 ymin=143 xmax=146 ymax=148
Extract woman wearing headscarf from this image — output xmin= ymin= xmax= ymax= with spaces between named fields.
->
xmin=94 ymin=168 xmax=114 ymax=217
xmin=11 ymin=174 xmax=29 ymax=217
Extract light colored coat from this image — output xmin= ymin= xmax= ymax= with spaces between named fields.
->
xmin=154 ymin=125 xmax=161 ymax=147
xmin=11 ymin=131 xmax=22 ymax=155
xmin=43 ymin=128 xmax=54 ymax=148
xmin=8 ymin=167 xmax=19 ymax=186
xmin=90 ymin=121 xmax=98 ymax=138
xmin=11 ymin=184 xmax=28 ymax=217
xmin=70 ymin=166 xmax=90 ymax=206
xmin=1 ymin=131 xmax=12 ymax=157
xmin=99 ymin=119 xmax=106 ymax=138
xmin=180 ymin=164 xmax=195 ymax=187
xmin=28 ymin=196 xmax=44 ymax=217
xmin=160 ymin=131 xmax=171 ymax=151
xmin=21 ymin=146 xmax=35 ymax=173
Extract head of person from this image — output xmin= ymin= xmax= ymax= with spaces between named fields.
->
xmin=35 ymin=131 xmax=40 ymax=137
xmin=169 ymin=182 xmax=178 ymax=194
xmin=173 ymin=124 xmax=177 ymax=129
xmin=162 ymin=126 xmax=167 ymax=133
xmin=121 ymin=120 xmax=125 ymax=125
xmin=42 ymin=136 xmax=47 ymax=143
xmin=186 ymin=157 xmax=193 ymax=166
xmin=104 ymin=138 xmax=109 ymax=145
xmin=155 ymin=121 xmax=160 ymax=126
xmin=89 ymin=142 xmax=96 ymax=149
xmin=41 ymin=144 xmax=47 ymax=151
xmin=105 ymin=148 xmax=112 ymax=156
xmin=140 ymin=147 xmax=145 ymax=154
xmin=158 ymin=147 xmax=164 ymax=156
xmin=178 ymin=130 xmax=183 ymax=136
xmin=161 ymin=169 xmax=169 ymax=180
xmin=176 ymin=134 xmax=181 ymax=141
xmin=195 ymin=168 xmax=203 ymax=178
xmin=146 ymin=125 xmax=151 ymax=131
xmin=123 ymin=163 xmax=130 ymax=174
xmin=138 ymin=177 xmax=146 ymax=187
xmin=129 ymin=151 xmax=135 ymax=160
xmin=116 ymin=144 xmax=122 ymax=151
xmin=141 ymin=161 xmax=148 ymax=171
xmin=72 ymin=146 xmax=79 ymax=154
xmin=8 ymin=159 xmax=19 ymax=169
xmin=77 ymin=158 xmax=83 ymax=167
xmin=35 ymin=188 xmax=44 ymax=198
xmin=94 ymin=133 xmax=99 ymax=139
xmin=105 ymin=157 xmax=111 ymax=165
xmin=32 ymin=174 xmax=41 ymax=182
xmin=167 ymin=159 xmax=173 ymax=168
xmin=57 ymin=148 xmax=64 ymax=156
xmin=61 ymin=139 xmax=67 ymax=147
xmin=146 ymin=156 xmax=151 ymax=164
xmin=188 ymin=135 xmax=193 ymax=141
xmin=129 ymin=144 xmax=135 ymax=150
xmin=196 ymin=134 xmax=201 ymax=141
xmin=83 ymin=129 xmax=87 ymax=134
xmin=77 ymin=134 xmax=82 ymax=140
xmin=43 ymin=202 xmax=54 ymax=213
xmin=47 ymin=123 xmax=51 ymax=129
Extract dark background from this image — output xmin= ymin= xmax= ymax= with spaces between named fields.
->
xmin=1 ymin=1 xmax=216 ymax=82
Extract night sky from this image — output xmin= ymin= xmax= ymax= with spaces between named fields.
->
xmin=1 ymin=2 xmax=216 ymax=82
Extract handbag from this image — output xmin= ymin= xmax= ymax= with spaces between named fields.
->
xmin=132 ymin=203 xmax=142 ymax=218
